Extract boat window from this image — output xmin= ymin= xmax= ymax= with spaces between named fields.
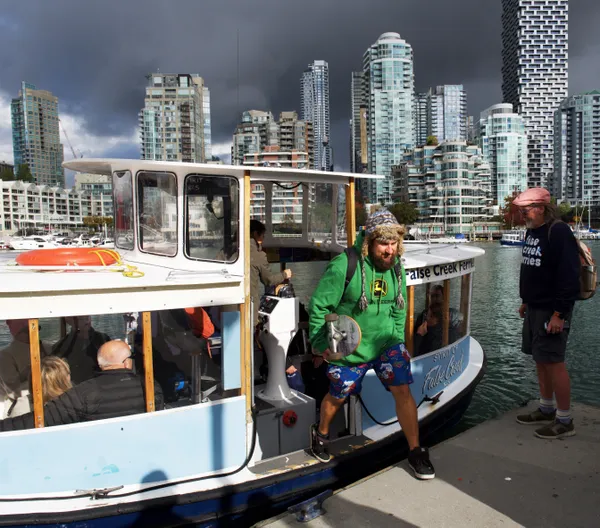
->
xmin=250 ymin=183 xmax=266 ymax=222
xmin=272 ymin=181 xmax=304 ymax=237
xmin=308 ymin=183 xmax=334 ymax=241
xmin=0 ymin=314 xmax=132 ymax=423
xmin=143 ymin=308 xmax=224 ymax=409
xmin=137 ymin=171 xmax=178 ymax=257
xmin=412 ymin=275 xmax=469 ymax=357
xmin=0 ymin=307 xmax=230 ymax=430
xmin=184 ymin=174 xmax=239 ymax=262
xmin=113 ymin=170 xmax=134 ymax=250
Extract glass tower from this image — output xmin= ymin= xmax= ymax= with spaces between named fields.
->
xmin=479 ymin=103 xmax=528 ymax=206
xmin=363 ymin=32 xmax=414 ymax=204
xmin=301 ymin=60 xmax=332 ymax=171
xmin=554 ymin=91 xmax=600 ymax=209
xmin=11 ymin=82 xmax=65 ymax=187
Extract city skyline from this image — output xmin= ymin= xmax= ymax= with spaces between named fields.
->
xmin=0 ymin=1 xmax=598 ymax=186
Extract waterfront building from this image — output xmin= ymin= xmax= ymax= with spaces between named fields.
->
xmin=393 ymin=141 xmax=493 ymax=235
xmin=1 ymin=180 xmax=113 ymax=233
xmin=478 ymin=103 xmax=528 ymax=206
xmin=362 ymin=32 xmax=414 ymax=204
xmin=554 ymin=91 xmax=600 ymax=209
xmin=139 ymin=73 xmax=210 ymax=163
xmin=301 ymin=60 xmax=332 ymax=171
xmin=73 ymin=173 xmax=112 ymax=196
xmin=11 ymin=82 xmax=64 ymax=187
xmin=415 ymin=85 xmax=468 ymax=145
xmin=502 ymin=0 xmax=568 ymax=189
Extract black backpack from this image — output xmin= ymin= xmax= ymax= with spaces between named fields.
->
xmin=343 ymin=247 xmax=402 ymax=294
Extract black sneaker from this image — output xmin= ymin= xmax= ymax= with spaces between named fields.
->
xmin=310 ymin=424 xmax=331 ymax=463
xmin=408 ymin=447 xmax=435 ymax=480
xmin=535 ymin=419 xmax=576 ymax=440
xmin=516 ymin=408 xmax=556 ymax=425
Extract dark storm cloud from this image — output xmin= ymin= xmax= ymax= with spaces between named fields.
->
xmin=1 ymin=0 xmax=599 ymax=169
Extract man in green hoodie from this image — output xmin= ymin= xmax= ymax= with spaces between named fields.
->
xmin=308 ymin=209 xmax=435 ymax=480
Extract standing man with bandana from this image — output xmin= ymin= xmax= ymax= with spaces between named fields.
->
xmin=514 ymin=188 xmax=580 ymax=439
xmin=308 ymin=209 xmax=435 ymax=480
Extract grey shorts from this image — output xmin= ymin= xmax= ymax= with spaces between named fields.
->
xmin=522 ymin=306 xmax=571 ymax=364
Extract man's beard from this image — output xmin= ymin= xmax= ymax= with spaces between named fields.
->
xmin=371 ymin=251 xmax=397 ymax=272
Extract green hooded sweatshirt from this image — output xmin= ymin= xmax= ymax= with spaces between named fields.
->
xmin=308 ymin=232 xmax=408 ymax=366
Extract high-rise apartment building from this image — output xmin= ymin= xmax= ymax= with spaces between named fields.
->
xmin=362 ymin=32 xmax=414 ymax=204
xmin=478 ymin=103 xmax=528 ymax=206
xmin=301 ymin=60 xmax=332 ymax=171
xmin=11 ymin=82 xmax=64 ymax=187
xmin=415 ymin=85 xmax=468 ymax=146
xmin=231 ymin=110 xmax=313 ymax=166
xmin=502 ymin=0 xmax=568 ymax=189
xmin=554 ymin=91 xmax=600 ymax=209
xmin=139 ymin=73 xmax=210 ymax=163
xmin=350 ymin=72 xmax=366 ymax=173
xmin=414 ymin=92 xmax=429 ymax=148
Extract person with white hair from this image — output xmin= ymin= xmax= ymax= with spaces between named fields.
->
xmin=0 ymin=340 xmax=163 ymax=431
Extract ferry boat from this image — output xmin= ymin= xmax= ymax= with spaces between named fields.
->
xmin=0 ymin=159 xmax=486 ymax=527
xmin=499 ymin=230 xmax=525 ymax=247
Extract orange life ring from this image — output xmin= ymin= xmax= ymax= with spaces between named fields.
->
xmin=16 ymin=248 xmax=119 ymax=267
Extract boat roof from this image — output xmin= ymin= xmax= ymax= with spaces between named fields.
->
xmin=0 ymin=243 xmax=484 ymax=319
xmin=63 ymin=159 xmax=384 ymax=184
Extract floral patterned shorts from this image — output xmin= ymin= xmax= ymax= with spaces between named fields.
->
xmin=326 ymin=343 xmax=413 ymax=399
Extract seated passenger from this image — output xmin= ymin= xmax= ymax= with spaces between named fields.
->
xmin=52 ymin=316 xmax=111 ymax=384
xmin=414 ymin=285 xmax=464 ymax=357
xmin=36 ymin=356 xmax=73 ymax=404
xmin=0 ymin=340 xmax=164 ymax=431
xmin=0 ymin=319 xmax=49 ymax=418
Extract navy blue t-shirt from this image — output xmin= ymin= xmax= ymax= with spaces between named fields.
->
xmin=519 ymin=221 xmax=580 ymax=313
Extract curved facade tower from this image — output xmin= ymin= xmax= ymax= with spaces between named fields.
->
xmin=363 ymin=32 xmax=414 ymax=204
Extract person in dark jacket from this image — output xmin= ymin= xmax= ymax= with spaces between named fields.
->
xmin=52 ymin=316 xmax=111 ymax=384
xmin=514 ymin=188 xmax=580 ymax=440
xmin=0 ymin=340 xmax=164 ymax=432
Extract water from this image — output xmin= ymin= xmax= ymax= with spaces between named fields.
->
xmin=1 ymin=242 xmax=599 ymax=428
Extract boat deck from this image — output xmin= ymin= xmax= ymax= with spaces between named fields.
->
xmin=261 ymin=402 xmax=600 ymax=528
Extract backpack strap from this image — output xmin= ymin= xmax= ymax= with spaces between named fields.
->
xmin=344 ymin=247 xmax=358 ymax=293
xmin=547 ymin=219 xmax=561 ymax=241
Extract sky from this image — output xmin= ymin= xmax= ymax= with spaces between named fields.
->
xmin=0 ymin=0 xmax=599 ymax=186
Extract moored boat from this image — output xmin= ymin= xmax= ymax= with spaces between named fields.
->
xmin=500 ymin=230 xmax=525 ymax=247
xmin=0 ymin=159 xmax=486 ymax=527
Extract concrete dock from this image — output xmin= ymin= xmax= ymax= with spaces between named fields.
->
xmin=261 ymin=403 xmax=600 ymax=528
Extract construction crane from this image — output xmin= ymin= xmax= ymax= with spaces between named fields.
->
xmin=58 ymin=117 xmax=83 ymax=159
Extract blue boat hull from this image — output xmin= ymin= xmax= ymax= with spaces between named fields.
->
xmin=0 ymin=356 xmax=485 ymax=528
xmin=499 ymin=240 xmax=524 ymax=247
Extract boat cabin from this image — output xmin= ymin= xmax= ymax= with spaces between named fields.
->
xmin=0 ymin=159 xmax=485 ymax=526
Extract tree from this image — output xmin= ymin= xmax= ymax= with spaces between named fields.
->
xmin=0 ymin=168 xmax=15 ymax=181
xmin=501 ymin=191 xmax=525 ymax=228
xmin=16 ymin=164 xmax=33 ymax=182
xmin=388 ymin=202 xmax=419 ymax=225
xmin=426 ymin=135 xmax=439 ymax=146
